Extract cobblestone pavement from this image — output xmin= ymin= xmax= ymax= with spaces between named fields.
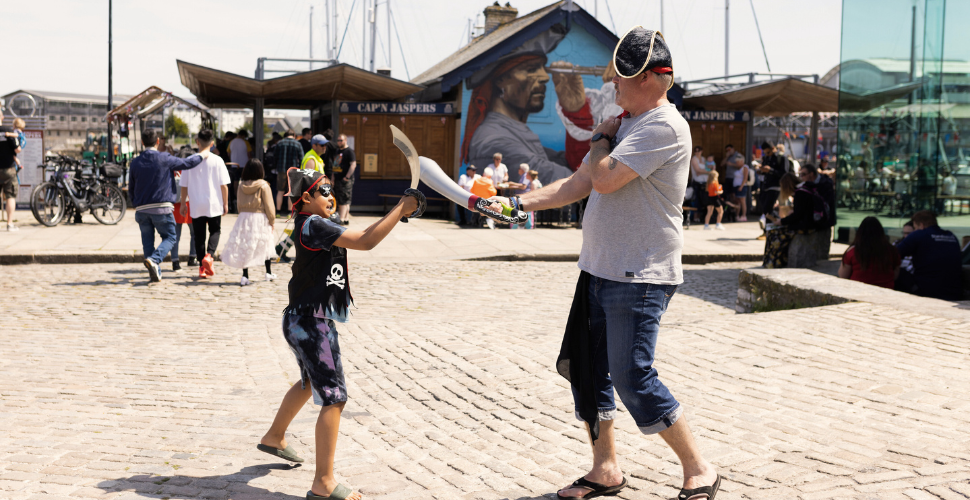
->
xmin=1 ymin=261 xmax=968 ymax=500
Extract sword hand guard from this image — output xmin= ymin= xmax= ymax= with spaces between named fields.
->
xmin=400 ymin=188 xmax=427 ymax=223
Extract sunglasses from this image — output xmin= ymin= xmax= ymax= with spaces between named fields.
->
xmin=312 ymin=183 xmax=333 ymax=197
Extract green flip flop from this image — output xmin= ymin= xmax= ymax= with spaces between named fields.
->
xmin=306 ymin=484 xmax=354 ymax=499
xmin=256 ymin=443 xmax=304 ymax=463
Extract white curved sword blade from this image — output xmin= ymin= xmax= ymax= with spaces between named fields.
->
xmin=389 ymin=125 xmax=421 ymax=189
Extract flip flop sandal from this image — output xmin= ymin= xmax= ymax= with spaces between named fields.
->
xmin=256 ymin=443 xmax=304 ymax=463
xmin=677 ymin=475 xmax=721 ymax=500
xmin=556 ymin=476 xmax=628 ymax=499
xmin=307 ymin=483 xmax=353 ymax=499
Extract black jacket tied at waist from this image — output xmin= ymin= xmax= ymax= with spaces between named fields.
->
xmin=555 ymin=271 xmax=601 ymax=443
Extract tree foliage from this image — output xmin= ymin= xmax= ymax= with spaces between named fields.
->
xmin=165 ymin=114 xmax=190 ymax=138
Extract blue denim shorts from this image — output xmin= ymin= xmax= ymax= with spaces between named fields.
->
xmin=282 ymin=312 xmax=347 ymax=407
xmin=571 ymin=277 xmax=682 ymax=435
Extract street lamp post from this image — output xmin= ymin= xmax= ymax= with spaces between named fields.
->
xmin=108 ymin=0 xmax=113 ymax=161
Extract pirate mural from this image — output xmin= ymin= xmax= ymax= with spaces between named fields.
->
xmin=460 ymin=23 xmax=617 ymax=185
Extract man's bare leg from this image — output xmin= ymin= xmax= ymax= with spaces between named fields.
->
xmin=309 ymin=402 xmax=362 ymax=500
xmin=658 ymin=417 xmax=718 ymax=493
xmin=5 ymin=197 xmax=14 ymax=225
xmin=337 ymin=204 xmax=350 ymax=222
xmin=260 ymin=382 xmax=311 ymax=450
xmin=557 ymin=420 xmax=624 ymax=498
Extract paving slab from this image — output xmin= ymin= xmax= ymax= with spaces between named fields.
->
xmin=0 ymin=210 xmax=847 ymax=264
xmin=1 ymin=260 xmax=968 ymax=499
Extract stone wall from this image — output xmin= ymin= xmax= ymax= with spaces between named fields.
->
xmin=736 ymin=269 xmax=851 ymax=313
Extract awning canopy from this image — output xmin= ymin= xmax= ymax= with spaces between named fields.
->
xmin=177 ymin=60 xmax=425 ymax=109
xmin=683 ymin=77 xmax=839 ymax=116
xmin=838 ymin=81 xmax=922 ymax=112
xmin=105 ymin=86 xmax=213 ymax=122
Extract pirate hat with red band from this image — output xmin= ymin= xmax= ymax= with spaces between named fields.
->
xmin=613 ymin=26 xmax=674 ymax=89
xmin=286 ymin=167 xmax=330 ymax=205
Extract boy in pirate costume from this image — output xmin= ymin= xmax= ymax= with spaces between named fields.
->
xmin=257 ymin=167 xmax=424 ymax=500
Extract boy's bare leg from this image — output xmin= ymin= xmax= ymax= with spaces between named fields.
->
xmin=557 ymin=420 xmax=624 ymax=498
xmin=260 ymin=382 xmax=312 ymax=449
xmin=310 ymin=402 xmax=362 ymax=499
xmin=658 ymin=417 xmax=718 ymax=492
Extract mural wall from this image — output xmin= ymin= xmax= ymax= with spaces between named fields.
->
xmin=458 ymin=22 xmax=616 ymax=186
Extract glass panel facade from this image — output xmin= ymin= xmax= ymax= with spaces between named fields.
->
xmin=837 ymin=0 xmax=970 ymax=241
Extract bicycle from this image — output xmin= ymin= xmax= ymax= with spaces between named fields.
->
xmin=30 ymin=154 xmax=127 ymax=226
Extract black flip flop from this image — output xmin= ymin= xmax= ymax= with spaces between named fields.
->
xmin=256 ymin=443 xmax=304 ymax=463
xmin=556 ymin=476 xmax=628 ymax=499
xmin=677 ymin=475 xmax=721 ymax=500
xmin=307 ymin=483 xmax=353 ymax=499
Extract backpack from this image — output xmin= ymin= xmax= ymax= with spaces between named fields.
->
xmin=796 ymin=184 xmax=831 ymax=229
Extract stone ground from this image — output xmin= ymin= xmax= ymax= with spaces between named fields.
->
xmin=0 ymin=210 xmax=847 ymax=263
xmin=1 ymin=260 xmax=969 ymax=500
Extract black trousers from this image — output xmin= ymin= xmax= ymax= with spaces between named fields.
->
xmin=191 ymin=215 xmax=222 ymax=259
xmin=759 ymin=189 xmax=780 ymax=216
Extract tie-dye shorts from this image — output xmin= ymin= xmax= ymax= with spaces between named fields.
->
xmin=282 ymin=312 xmax=347 ymax=407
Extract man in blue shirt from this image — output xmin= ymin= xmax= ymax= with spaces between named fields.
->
xmin=895 ymin=210 xmax=963 ymax=300
xmin=129 ymin=128 xmax=208 ymax=282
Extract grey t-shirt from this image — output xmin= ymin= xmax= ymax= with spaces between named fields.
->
xmin=578 ymin=103 xmax=691 ymax=285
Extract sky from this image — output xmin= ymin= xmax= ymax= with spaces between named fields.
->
xmin=1 ymin=0 xmax=845 ymax=104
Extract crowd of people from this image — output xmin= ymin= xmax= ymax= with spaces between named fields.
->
xmin=458 ymin=152 xmax=543 ymax=229
xmin=127 ymin=124 xmax=360 ymax=285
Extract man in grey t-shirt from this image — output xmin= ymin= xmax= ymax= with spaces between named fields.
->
xmin=490 ymin=27 xmax=720 ymax=500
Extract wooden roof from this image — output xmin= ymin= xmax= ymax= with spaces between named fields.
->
xmin=177 ymin=60 xmax=425 ymax=109
xmin=683 ymin=78 xmax=839 ymax=116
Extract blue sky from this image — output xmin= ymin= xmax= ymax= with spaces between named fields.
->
xmin=2 ymin=0 xmax=845 ymax=100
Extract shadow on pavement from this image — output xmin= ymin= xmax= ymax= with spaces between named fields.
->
xmin=677 ymin=267 xmax=747 ymax=311
xmin=96 ymin=463 xmax=305 ymax=499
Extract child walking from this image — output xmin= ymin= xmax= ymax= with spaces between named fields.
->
xmin=704 ymin=170 xmax=725 ymax=230
xmin=257 ymin=168 xmax=424 ymax=500
xmin=220 ymin=159 xmax=277 ymax=285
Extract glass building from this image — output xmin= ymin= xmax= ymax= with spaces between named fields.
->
xmin=837 ymin=0 xmax=970 ymax=240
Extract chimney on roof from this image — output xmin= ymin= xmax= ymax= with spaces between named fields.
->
xmin=483 ymin=2 xmax=518 ymax=36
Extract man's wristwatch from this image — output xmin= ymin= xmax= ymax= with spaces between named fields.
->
xmin=591 ymin=132 xmax=612 ymax=144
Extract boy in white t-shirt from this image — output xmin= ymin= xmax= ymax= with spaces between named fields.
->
xmin=179 ymin=129 xmax=231 ymax=279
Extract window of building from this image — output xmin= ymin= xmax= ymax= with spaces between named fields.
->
xmin=60 ymin=116 xmax=66 ymax=121
xmin=81 ymin=117 xmax=86 ymax=122
xmin=49 ymin=115 xmax=56 ymax=121
xmin=70 ymin=102 xmax=87 ymax=109
xmin=71 ymin=116 xmax=77 ymax=122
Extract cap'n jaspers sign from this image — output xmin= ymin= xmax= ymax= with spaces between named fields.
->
xmin=680 ymin=110 xmax=750 ymax=122
xmin=339 ymin=101 xmax=455 ymax=115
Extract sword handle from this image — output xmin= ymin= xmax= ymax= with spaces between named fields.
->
xmin=474 ymin=198 xmax=529 ymax=224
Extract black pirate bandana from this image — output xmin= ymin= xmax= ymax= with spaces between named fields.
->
xmin=613 ymin=26 xmax=674 ymax=89
xmin=286 ymin=167 xmax=329 ymax=205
